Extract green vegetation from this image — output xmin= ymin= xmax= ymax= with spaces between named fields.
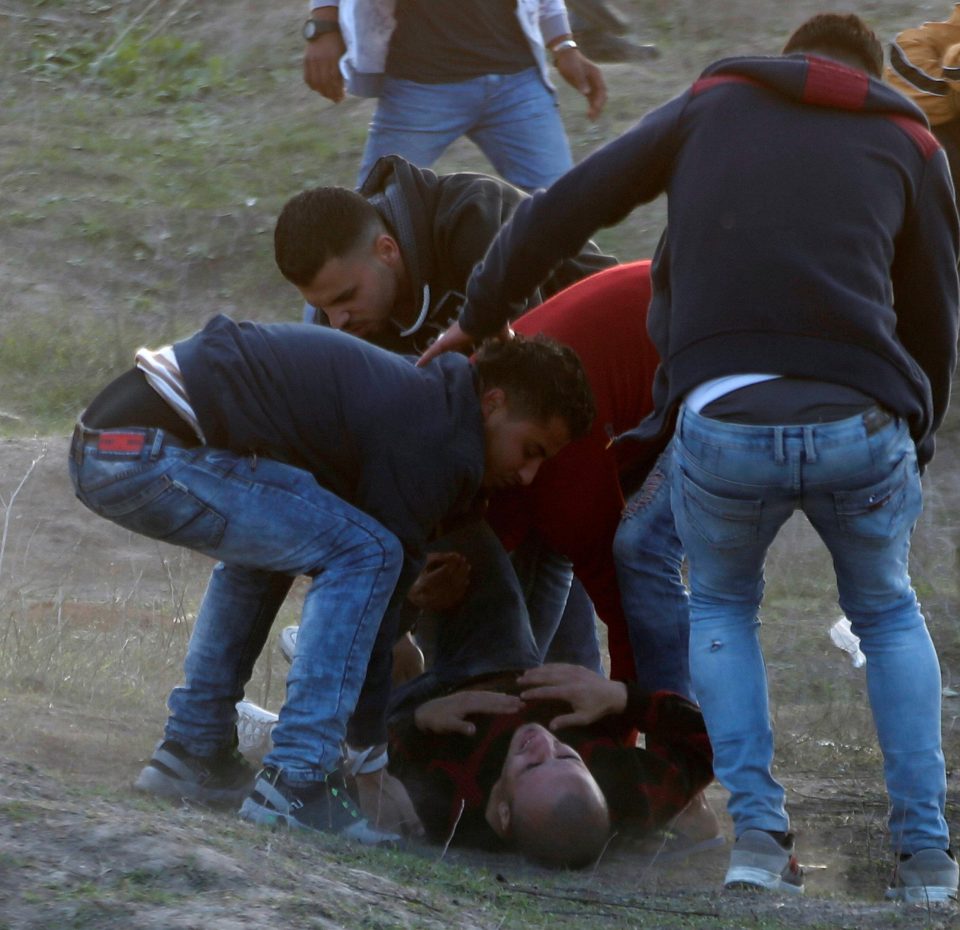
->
xmin=3 ymin=3 xmax=960 ymax=928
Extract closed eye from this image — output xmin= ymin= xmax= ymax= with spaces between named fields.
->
xmin=329 ymin=287 xmax=356 ymax=307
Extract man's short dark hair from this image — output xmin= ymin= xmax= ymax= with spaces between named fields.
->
xmin=511 ymin=791 xmax=611 ymax=869
xmin=274 ymin=187 xmax=386 ymax=286
xmin=782 ymin=13 xmax=883 ymax=78
xmin=474 ymin=336 xmax=595 ymax=441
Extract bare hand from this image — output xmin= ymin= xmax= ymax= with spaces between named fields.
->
xmin=554 ymin=49 xmax=607 ymax=120
xmin=406 ymin=551 xmax=470 ymax=611
xmin=518 ymin=663 xmax=626 ymax=729
xmin=416 ymin=321 xmax=475 ymax=367
xmin=353 ymin=768 xmax=425 ymax=837
xmin=413 ymin=690 xmax=524 ymax=736
xmin=416 ymin=321 xmax=513 ymax=367
xmin=303 ymin=28 xmax=346 ymax=102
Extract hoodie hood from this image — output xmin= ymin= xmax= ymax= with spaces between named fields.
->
xmin=699 ymin=53 xmax=931 ymax=124
xmin=359 ymin=154 xmax=438 ymax=312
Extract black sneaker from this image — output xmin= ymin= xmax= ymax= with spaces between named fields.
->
xmin=239 ymin=765 xmax=401 ymax=846
xmin=134 ymin=738 xmax=256 ymax=810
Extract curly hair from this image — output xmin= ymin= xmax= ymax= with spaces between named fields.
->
xmin=782 ymin=13 xmax=883 ymax=77
xmin=274 ymin=187 xmax=387 ymax=286
xmin=473 ymin=335 xmax=595 ymax=440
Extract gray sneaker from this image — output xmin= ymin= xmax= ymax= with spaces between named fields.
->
xmin=724 ymin=829 xmax=804 ymax=894
xmin=886 ymin=848 xmax=959 ymax=905
xmin=239 ymin=765 xmax=401 ymax=847
xmin=134 ymin=739 xmax=256 ymax=810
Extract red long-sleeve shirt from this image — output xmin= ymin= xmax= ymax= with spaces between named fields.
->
xmin=486 ymin=261 xmax=662 ymax=679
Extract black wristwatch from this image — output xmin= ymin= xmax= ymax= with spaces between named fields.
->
xmin=303 ymin=18 xmax=341 ymax=41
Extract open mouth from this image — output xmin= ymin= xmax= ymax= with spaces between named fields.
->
xmin=518 ymin=725 xmax=540 ymax=751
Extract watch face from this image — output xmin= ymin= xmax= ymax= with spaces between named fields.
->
xmin=303 ymin=19 xmax=337 ymax=40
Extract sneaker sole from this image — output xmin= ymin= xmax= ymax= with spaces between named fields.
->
xmin=725 ymin=865 xmax=804 ymax=894
xmin=134 ymin=764 xmax=251 ymax=810
xmin=238 ymin=797 xmax=401 ymax=847
xmin=886 ymin=885 xmax=958 ymax=905
xmin=238 ymin=795 xmax=296 ymax=828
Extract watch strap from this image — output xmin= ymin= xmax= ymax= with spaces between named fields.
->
xmin=303 ymin=18 xmax=341 ymax=41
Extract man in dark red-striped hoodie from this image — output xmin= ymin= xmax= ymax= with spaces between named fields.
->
xmin=420 ymin=14 xmax=959 ymax=899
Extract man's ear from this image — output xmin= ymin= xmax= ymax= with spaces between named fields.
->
xmin=374 ymin=233 xmax=401 ymax=268
xmin=485 ymin=777 xmax=512 ymax=838
xmin=480 ymin=387 xmax=506 ymax=420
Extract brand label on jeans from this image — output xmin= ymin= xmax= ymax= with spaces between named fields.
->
xmin=97 ymin=432 xmax=146 ymax=453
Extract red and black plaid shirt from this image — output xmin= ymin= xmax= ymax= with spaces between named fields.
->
xmin=387 ymin=674 xmax=713 ymax=849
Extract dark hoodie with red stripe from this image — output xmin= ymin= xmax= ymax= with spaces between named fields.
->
xmin=461 ymin=54 xmax=959 ymax=468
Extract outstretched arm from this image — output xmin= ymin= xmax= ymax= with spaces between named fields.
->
xmin=418 ymin=94 xmax=687 ymax=364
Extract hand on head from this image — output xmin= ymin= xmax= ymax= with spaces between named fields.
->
xmin=413 ymin=690 xmax=524 ymax=736
xmin=518 ymin=663 xmax=627 ymax=730
xmin=416 ymin=322 xmax=514 ymax=367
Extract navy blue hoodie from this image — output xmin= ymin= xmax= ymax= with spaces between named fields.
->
xmin=174 ymin=315 xmax=485 ymax=564
xmin=461 ymin=54 xmax=959 ymax=466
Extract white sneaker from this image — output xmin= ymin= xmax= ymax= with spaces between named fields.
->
xmin=235 ymin=700 xmax=278 ymax=763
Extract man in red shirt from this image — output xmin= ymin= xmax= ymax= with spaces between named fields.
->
xmin=489 ymin=259 xmax=680 ymax=685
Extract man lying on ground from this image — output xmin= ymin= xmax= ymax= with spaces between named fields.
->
xmin=238 ymin=660 xmax=715 ymax=867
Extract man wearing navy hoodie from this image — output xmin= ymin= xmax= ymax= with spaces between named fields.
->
xmin=68 ymin=320 xmax=593 ymax=846
xmin=421 ymin=14 xmax=960 ymax=901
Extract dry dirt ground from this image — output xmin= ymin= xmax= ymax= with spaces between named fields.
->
xmin=2 ymin=434 xmax=960 ymax=930
xmin=4 ymin=1 xmax=960 ymax=925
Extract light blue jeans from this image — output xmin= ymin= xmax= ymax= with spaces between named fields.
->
xmin=613 ymin=448 xmax=692 ymax=699
xmin=69 ymin=428 xmax=403 ymax=784
xmin=358 ymin=67 xmax=573 ymax=192
xmin=671 ymin=405 xmax=949 ymax=854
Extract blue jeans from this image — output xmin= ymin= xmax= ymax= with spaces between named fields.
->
xmin=69 ymin=428 xmax=403 ymax=784
xmin=671 ymin=406 xmax=949 ymax=854
xmin=511 ymin=535 xmax=603 ymax=674
xmin=358 ymin=68 xmax=573 ymax=192
xmin=613 ymin=448 xmax=692 ymax=699
xmin=388 ymin=522 xmax=543 ymax=721
xmin=393 ymin=521 xmax=541 ymax=684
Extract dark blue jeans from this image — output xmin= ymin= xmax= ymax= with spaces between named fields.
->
xmin=69 ymin=427 xmax=403 ymax=783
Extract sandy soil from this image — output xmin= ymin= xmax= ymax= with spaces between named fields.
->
xmin=2 ymin=435 xmax=960 ymax=929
